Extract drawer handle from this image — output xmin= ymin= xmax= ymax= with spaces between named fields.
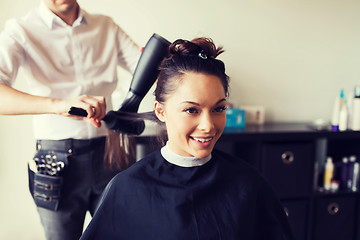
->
xmin=328 ymin=202 xmax=339 ymax=215
xmin=281 ymin=151 xmax=294 ymax=164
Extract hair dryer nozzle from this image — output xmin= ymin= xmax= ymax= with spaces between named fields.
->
xmin=103 ymin=110 xmax=145 ymax=135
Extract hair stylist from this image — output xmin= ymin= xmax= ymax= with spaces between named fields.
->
xmin=0 ymin=0 xmax=141 ymax=239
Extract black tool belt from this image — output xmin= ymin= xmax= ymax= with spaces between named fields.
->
xmin=28 ymin=137 xmax=105 ymax=211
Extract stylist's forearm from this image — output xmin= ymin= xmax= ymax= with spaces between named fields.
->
xmin=0 ymin=83 xmax=58 ymax=115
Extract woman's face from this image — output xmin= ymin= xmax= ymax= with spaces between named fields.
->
xmin=155 ymin=72 xmax=227 ymax=158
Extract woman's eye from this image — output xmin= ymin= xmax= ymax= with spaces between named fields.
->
xmin=214 ymin=106 xmax=227 ymax=113
xmin=184 ymin=108 xmax=199 ymax=114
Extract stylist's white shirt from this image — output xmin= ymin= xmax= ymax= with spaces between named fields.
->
xmin=0 ymin=1 xmax=140 ymax=140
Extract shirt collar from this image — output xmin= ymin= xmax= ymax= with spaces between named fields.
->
xmin=160 ymin=142 xmax=212 ymax=168
xmin=38 ymin=0 xmax=87 ymax=30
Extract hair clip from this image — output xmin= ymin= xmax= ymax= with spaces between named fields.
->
xmin=175 ymin=44 xmax=181 ymax=51
xmin=198 ymin=51 xmax=208 ymax=60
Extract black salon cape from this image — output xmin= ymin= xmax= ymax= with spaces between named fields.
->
xmin=80 ymin=149 xmax=294 ymax=240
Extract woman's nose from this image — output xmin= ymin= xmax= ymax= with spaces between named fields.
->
xmin=198 ymin=112 xmax=215 ymax=132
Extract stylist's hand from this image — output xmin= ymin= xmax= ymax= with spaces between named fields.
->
xmin=54 ymin=95 xmax=106 ymax=128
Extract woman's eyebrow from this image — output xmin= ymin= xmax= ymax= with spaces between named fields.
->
xmin=181 ymin=98 xmax=227 ymax=106
xmin=216 ymin=98 xmax=227 ymax=104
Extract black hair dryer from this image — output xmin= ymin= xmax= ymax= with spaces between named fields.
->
xmin=69 ymin=33 xmax=170 ymax=135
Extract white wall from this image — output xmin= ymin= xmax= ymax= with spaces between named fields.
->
xmin=0 ymin=0 xmax=359 ymax=238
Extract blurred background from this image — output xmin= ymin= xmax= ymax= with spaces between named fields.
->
xmin=0 ymin=0 xmax=359 ymax=239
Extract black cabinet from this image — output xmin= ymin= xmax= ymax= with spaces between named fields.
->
xmin=135 ymin=123 xmax=360 ymax=240
xmin=262 ymin=141 xmax=314 ymax=198
xmin=357 ymin=197 xmax=360 ymax=240
xmin=312 ymin=195 xmax=357 ymax=240
xmin=282 ymin=199 xmax=309 ymax=240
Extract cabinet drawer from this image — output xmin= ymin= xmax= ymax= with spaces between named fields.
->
xmin=312 ymin=196 xmax=356 ymax=240
xmin=357 ymin=198 xmax=360 ymax=240
xmin=282 ymin=199 xmax=308 ymax=240
xmin=262 ymin=141 xmax=314 ymax=198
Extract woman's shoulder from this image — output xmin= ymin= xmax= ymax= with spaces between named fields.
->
xmin=111 ymin=150 xmax=162 ymax=183
xmin=211 ymin=149 xmax=273 ymax=190
xmin=212 ymin=149 xmax=259 ymax=174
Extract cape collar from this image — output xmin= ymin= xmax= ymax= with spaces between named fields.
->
xmin=160 ymin=142 xmax=212 ymax=168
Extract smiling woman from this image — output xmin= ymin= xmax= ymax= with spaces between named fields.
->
xmin=80 ymin=37 xmax=295 ymax=240
xmin=154 ymin=72 xmax=227 ymax=158
xmin=153 ymin=38 xmax=230 ymax=159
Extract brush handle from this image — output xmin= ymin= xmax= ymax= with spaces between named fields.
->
xmin=68 ymin=107 xmax=88 ymax=117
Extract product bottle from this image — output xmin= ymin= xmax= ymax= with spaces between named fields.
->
xmin=331 ymin=89 xmax=345 ymax=131
xmin=339 ymin=99 xmax=348 ymax=131
xmin=347 ymin=155 xmax=356 ymax=190
xmin=352 ymin=85 xmax=360 ymax=130
xmin=340 ymin=157 xmax=348 ymax=190
xmin=324 ymin=157 xmax=334 ymax=191
xmin=352 ymin=162 xmax=359 ymax=192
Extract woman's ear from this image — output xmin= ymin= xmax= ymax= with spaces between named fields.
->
xmin=154 ymin=101 xmax=166 ymax=122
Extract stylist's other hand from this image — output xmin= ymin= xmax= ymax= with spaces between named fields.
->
xmin=54 ymin=95 xmax=106 ymax=128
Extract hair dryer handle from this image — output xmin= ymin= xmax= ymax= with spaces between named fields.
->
xmin=127 ymin=33 xmax=170 ymax=98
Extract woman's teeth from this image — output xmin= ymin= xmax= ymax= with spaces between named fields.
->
xmin=192 ymin=137 xmax=213 ymax=143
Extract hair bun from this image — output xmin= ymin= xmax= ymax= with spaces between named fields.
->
xmin=169 ymin=38 xmax=224 ymax=59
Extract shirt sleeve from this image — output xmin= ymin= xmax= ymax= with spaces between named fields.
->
xmin=0 ymin=19 xmax=25 ymax=86
xmin=114 ymin=24 xmax=141 ymax=74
